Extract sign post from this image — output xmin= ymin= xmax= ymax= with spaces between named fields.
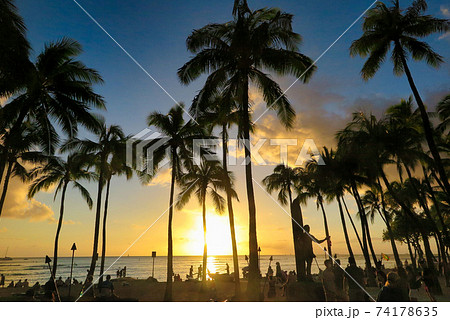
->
xmin=152 ymin=251 xmax=156 ymax=278
xmin=68 ymin=243 xmax=77 ymax=298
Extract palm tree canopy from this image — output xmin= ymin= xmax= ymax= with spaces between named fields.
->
xmin=350 ymin=0 xmax=449 ymax=80
xmin=262 ymin=164 xmax=302 ymax=206
xmin=28 ymin=153 xmax=95 ymax=208
xmin=178 ymin=4 xmax=316 ymax=129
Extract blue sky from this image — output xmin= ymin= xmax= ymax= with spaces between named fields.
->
xmin=2 ymin=0 xmax=449 ymax=257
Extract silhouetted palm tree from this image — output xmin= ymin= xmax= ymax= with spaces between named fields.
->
xmin=177 ymin=160 xmax=234 ymax=284
xmin=263 ymin=164 xmax=306 ymax=279
xmin=350 ymin=0 xmax=450 ymax=195
xmin=63 ymin=123 xmax=125 ymax=280
xmin=0 ymin=38 xmax=105 ymax=186
xmin=178 ymin=1 xmax=315 ymax=299
xmin=28 ymin=154 xmax=94 ymax=277
xmin=147 ymin=104 xmax=204 ymax=301
xmin=191 ymin=94 xmax=242 ymax=297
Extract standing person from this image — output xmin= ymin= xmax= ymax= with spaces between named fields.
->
xmin=0 ymin=274 xmax=5 ymax=287
xmin=419 ymin=260 xmax=437 ymax=301
xmin=275 ymin=262 xmax=285 ymax=283
xmin=333 ymin=259 xmax=346 ymax=301
xmin=344 ymin=257 xmax=366 ymax=302
xmin=226 ymin=263 xmax=230 ymax=275
xmin=116 ymin=269 xmax=120 ymax=278
xmin=322 ymin=260 xmax=337 ymax=302
xmin=198 ymin=265 xmax=202 ymax=280
xmin=123 ymin=266 xmax=127 ymax=278
xmin=301 ymin=225 xmax=329 ymax=279
xmin=377 ymin=272 xmax=410 ymax=302
xmin=267 ymin=265 xmax=274 ymax=277
xmin=189 ymin=265 xmax=194 ymax=278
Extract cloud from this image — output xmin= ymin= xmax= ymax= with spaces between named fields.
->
xmin=147 ymin=167 xmax=171 ymax=187
xmin=441 ymin=5 xmax=450 ymax=17
xmin=2 ymin=177 xmax=54 ymax=222
xmin=0 ymin=227 xmax=7 ymax=233
xmin=438 ymin=32 xmax=450 ymax=41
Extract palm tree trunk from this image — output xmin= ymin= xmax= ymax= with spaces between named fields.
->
xmin=342 ymin=197 xmax=364 ymax=253
xmin=337 ymin=196 xmax=354 ymax=259
xmin=379 ymin=168 xmax=443 ymax=295
xmin=99 ymin=177 xmax=111 ymax=285
xmin=164 ymin=150 xmax=177 ymax=302
xmin=291 ymin=197 xmax=305 ymax=280
xmin=0 ymin=162 xmax=13 ymax=218
xmin=398 ymin=46 xmax=450 ymax=196
xmin=377 ymin=179 xmax=403 ymax=274
xmin=88 ymin=160 xmax=105 ymax=277
xmin=242 ymin=76 xmax=259 ymax=301
xmin=53 ymin=181 xmax=68 ymax=277
xmin=364 ymin=216 xmax=379 ymax=269
xmin=318 ymin=196 xmax=332 ymax=257
xmin=202 ymin=195 xmax=207 ymax=284
xmin=222 ymin=126 xmax=240 ymax=298
xmin=406 ymin=237 xmax=417 ymax=272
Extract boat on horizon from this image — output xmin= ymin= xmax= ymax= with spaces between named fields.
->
xmin=0 ymin=247 xmax=12 ymax=261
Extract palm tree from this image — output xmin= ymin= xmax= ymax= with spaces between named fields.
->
xmin=0 ymin=38 xmax=105 ymax=186
xmin=28 ymin=154 xmax=94 ymax=277
xmin=191 ymin=94 xmax=242 ymax=297
xmin=178 ymin=1 xmax=315 ymax=299
xmin=177 ymin=160 xmax=233 ymax=284
xmin=147 ymin=104 xmax=204 ymax=301
xmin=62 ymin=123 xmax=125 ymax=279
xmin=99 ymin=142 xmax=133 ymax=282
xmin=0 ymin=0 xmax=31 ymax=97
xmin=350 ymin=0 xmax=450 ymax=195
xmin=263 ymin=164 xmax=305 ymax=280
xmin=0 ymin=122 xmax=44 ymax=218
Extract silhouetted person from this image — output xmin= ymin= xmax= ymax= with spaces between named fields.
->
xmin=198 ymin=265 xmax=202 ymax=280
xmin=267 ymin=265 xmax=274 ymax=277
xmin=7 ymin=280 xmax=14 ymax=288
xmin=301 ymin=225 xmax=329 ymax=279
xmin=419 ymin=260 xmax=437 ymax=301
xmin=344 ymin=256 xmax=366 ymax=302
xmin=226 ymin=263 xmax=230 ymax=275
xmin=377 ymin=272 xmax=409 ymax=302
xmin=117 ymin=268 xmax=120 ymax=278
xmin=23 ymin=279 xmax=29 ymax=288
xmin=0 ymin=274 xmax=4 ymax=287
xmin=123 ymin=266 xmax=127 ymax=278
xmin=322 ymin=260 xmax=337 ymax=302
xmin=189 ymin=265 xmax=194 ymax=278
xmin=267 ymin=276 xmax=276 ymax=298
xmin=15 ymin=279 xmax=22 ymax=288
xmin=333 ymin=259 xmax=346 ymax=301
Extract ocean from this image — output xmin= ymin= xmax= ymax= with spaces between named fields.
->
xmin=0 ymin=254 xmax=410 ymax=285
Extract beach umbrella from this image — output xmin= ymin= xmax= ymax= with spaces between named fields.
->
xmin=45 ymin=255 xmax=61 ymax=302
xmin=68 ymin=243 xmax=77 ymax=298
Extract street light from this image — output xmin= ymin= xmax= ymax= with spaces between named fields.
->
xmin=68 ymin=243 xmax=77 ymax=298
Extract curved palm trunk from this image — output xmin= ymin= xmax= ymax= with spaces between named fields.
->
xmin=342 ymin=197 xmax=364 ymax=253
xmin=222 ymin=127 xmax=240 ymax=297
xmin=379 ymin=168 xmax=443 ymax=295
xmin=242 ymin=78 xmax=259 ymax=301
xmin=351 ymin=184 xmax=372 ymax=268
xmin=377 ymin=179 xmax=403 ymax=274
xmin=99 ymin=178 xmax=111 ymax=284
xmin=398 ymin=47 xmax=450 ymax=196
xmin=202 ymin=195 xmax=207 ymax=284
xmin=0 ymin=162 xmax=13 ymax=218
xmin=337 ymin=196 xmax=354 ymax=259
xmin=163 ymin=151 xmax=176 ymax=302
xmin=318 ymin=197 xmax=332 ymax=257
xmin=364 ymin=217 xmax=379 ymax=269
xmin=52 ymin=182 xmax=68 ymax=277
xmin=406 ymin=237 xmax=417 ymax=272
xmin=88 ymin=162 xmax=105 ymax=277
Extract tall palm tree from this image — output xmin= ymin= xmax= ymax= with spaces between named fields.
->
xmin=177 ymin=160 xmax=233 ymax=284
xmin=62 ymin=123 xmax=125 ymax=279
xmin=350 ymin=0 xmax=450 ymax=195
xmin=28 ymin=154 xmax=94 ymax=277
xmin=147 ymin=104 xmax=204 ymax=301
xmin=99 ymin=143 xmax=133 ymax=282
xmin=178 ymin=1 xmax=315 ymax=299
xmin=191 ymin=94 xmax=242 ymax=297
xmin=0 ymin=38 xmax=105 ymax=186
xmin=263 ymin=164 xmax=305 ymax=279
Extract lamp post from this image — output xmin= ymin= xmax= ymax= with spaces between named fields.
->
xmin=258 ymin=247 xmax=261 ymax=275
xmin=68 ymin=243 xmax=77 ymax=298
xmin=151 ymin=251 xmax=156 ymax=278
xmin=45 ymin=255 xmax=61 ymax=302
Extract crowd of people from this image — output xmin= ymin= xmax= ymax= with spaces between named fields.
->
xmin=116 ymin=266 xmax=127 ymax=278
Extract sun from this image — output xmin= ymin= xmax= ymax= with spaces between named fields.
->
xmin=183 ymin=211 xmax=233 ymax=256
